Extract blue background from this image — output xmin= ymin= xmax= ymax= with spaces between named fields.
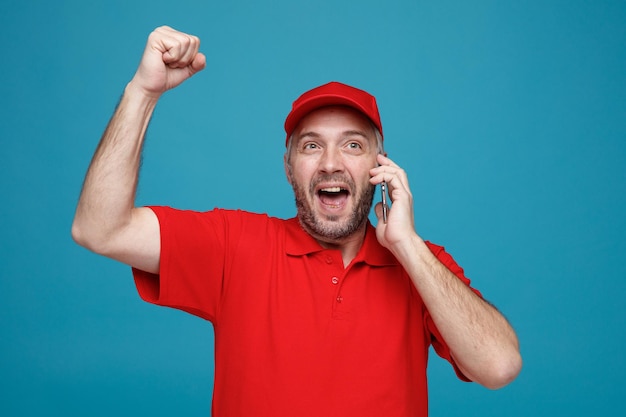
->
xmin=1 ymin=0 xmax=625 ymax=415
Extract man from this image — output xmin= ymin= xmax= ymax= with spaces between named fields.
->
xmin=72 ymin=26 xmax=521 ymax=416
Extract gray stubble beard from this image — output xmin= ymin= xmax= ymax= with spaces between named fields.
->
xmin=290 ymin=173 xmax=375 ymax=241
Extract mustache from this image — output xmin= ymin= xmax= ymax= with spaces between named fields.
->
xmin=308 ymin=174 xmax=356 ymax=194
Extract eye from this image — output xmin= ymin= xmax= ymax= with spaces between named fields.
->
xmin=300 ymin=142 xmax=322 ymax=154
xmin=303 ymin=142 xmax=319 ymax=150
xmin=345 ymin=141 xmax=365 ymax=153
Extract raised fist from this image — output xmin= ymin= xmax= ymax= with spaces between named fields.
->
xmin=130 ymin=26 xmax=206 ymax=98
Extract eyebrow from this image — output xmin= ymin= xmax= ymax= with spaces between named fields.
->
xmin=342 ymin=129 xmax=371 ymax=138
xmin=296 ymin=131 xmax=321 ymax=140
xmin=296 ymin=129 xmax=371 ymax=142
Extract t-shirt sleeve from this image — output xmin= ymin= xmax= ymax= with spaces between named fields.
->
xmin=132 ymin=206 xmax=232 ymax=323
xmin=424 ymin=241 xmax=483 ymax=382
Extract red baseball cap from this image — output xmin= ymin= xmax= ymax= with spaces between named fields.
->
xmin=284 ymin=81 xmax=383 ymax=146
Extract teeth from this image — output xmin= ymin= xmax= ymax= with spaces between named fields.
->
xmin=322 ymin=187 xmax=341 ymax=193
xmin=321 ymin=187 xmax=342 ymax=193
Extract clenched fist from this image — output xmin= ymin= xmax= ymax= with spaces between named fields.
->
xmin=129 ymin=26 xmax=206 ymax=98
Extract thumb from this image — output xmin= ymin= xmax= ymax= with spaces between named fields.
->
xmin=189 ymin=52 xmax=207 ymax=75
xmin=373 ymin=202 xmax=384 ymax=222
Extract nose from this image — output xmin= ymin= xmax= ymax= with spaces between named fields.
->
xmin=319 ymin=147 xmax=344 ymax=174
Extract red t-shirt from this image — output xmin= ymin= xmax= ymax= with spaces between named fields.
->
xmin=133 ymin=207 xmax=480 ymax=417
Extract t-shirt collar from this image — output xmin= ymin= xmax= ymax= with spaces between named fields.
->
xmin=285 ymin=217 xmax=397 ymax=266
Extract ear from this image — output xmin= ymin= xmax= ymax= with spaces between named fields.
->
xmin=284 ymin=153 xmax=292 ymax=185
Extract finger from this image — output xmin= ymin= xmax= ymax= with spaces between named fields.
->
xmin=163 ymin=43 xmax=197 ymax=68
xmin=149 ymin=27 xmax=184 ymax=61
xmin=159 ymin=33 xmax=200 ymax=68
xmin=176 ymin=34 xmax=201 ymax=67
xmin=189 ymin=52 xmax=207 ymax=74
xmin=370 ymin=165 xmax=406 ymax=186
xmin=377 ymin=153 xmax=401 ymax=168
xmin=373 ymin=202 xmax=385 ymax=223
xmin=373 ymin=172 xmax=412 ymax=208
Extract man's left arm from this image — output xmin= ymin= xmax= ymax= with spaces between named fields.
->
xmin=370 ymin=154 xmax=522 ymax=389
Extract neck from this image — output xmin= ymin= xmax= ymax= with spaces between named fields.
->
xmin=313 ymin=223 xmax=367 ymax=268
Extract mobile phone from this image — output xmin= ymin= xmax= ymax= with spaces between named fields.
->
xmin=381 ymin=181 xmax=389 ymax=223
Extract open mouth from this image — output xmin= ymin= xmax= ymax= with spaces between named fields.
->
xmin=318 ymin=186 xmax=350 ymax=209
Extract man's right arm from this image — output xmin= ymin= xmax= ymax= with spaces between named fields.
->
xmin=71 ymin=26 xmax=206 ymax=274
